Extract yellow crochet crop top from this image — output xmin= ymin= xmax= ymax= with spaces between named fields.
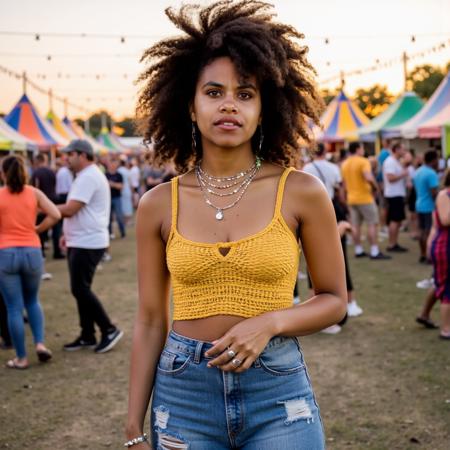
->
xmin=166 ymin=167 xmax=300 ymax=320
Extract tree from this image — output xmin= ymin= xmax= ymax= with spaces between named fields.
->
xmin=407 ymin=64 xmax=446 ymax=100
xmin=74 ymin=112 xmax=139 ymax=137
xmin=354 ymin=85 xmax=394 ymax=119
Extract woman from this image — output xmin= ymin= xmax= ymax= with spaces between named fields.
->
xmin=0 ymin=155 xmax=61 ymax=369
xmin=126 ymin=2 xmax=346 ymax=449
xmin=427 ymin=169 xmax=450 ymax=339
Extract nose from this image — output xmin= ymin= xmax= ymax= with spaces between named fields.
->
xmin=219 ymin=101 xmax=238 ymax=114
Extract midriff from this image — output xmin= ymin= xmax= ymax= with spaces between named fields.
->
xmin=173 ymin=315 xmax=247 ymax=341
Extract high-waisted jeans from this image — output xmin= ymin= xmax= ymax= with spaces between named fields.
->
xmin=151 ymin=330 xmax=325 ymax=450
xmin=0 ymin=247 xmax=44 ymax=358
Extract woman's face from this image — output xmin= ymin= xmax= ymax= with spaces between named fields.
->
xmin=191 ymin=56 xmax=261 ymax=153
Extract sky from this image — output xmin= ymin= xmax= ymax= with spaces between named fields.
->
xmin=0 ymin=0 xmax=449 ymax=121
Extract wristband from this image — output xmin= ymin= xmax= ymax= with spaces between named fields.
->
xmin=124 ymin=433 xmax=148 ymax=447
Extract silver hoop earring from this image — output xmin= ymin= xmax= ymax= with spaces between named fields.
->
xmin=191 ymin=122 xmax=197 ymax=150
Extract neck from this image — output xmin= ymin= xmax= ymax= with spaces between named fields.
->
xmin=200 ymin=147 xmax=256 ymax=177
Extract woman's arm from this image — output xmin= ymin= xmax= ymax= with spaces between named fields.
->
xmin=436 ymin=190 xmax=450 ymax=226
xmin=126 ymin=185 xmax=171 ymax=445
xmin=206 ymin=171 xmax=347 ymax=372
xmin=34 ymin=188 xmax=61 ymax=234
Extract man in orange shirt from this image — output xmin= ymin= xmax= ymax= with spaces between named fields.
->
xmin=341 ymin=142 xmax=390 ymax=260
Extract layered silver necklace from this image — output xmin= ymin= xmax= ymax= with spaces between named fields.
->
xmin=195 ymin=157 xmax=262 ymax=220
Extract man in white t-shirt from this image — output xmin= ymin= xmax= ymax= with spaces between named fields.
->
xmin=382 ymin=141 xmax=409 ymax=252
xmin=58 ymin=139 xmax=123 ymax=354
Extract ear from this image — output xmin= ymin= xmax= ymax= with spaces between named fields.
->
xmin=189 ymin=105 xmax=196 ymax=122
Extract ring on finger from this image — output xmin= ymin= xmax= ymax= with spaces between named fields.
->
xmin=231 ymin=358 xmax=242 ymax=367
xmin=227 ymin=349 xmax=236 ymax=359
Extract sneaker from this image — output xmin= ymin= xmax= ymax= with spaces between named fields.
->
xmin=102 ymin=252 xmax=112 ymax=262
xmin=63 ymin=337 xmax=97 ymax=351
xmin=416 ymin=278 xmax=434 ymax=289
xmin=94 ymin=329 xmax=123 ymax=354
xmin=355 ymin=251 xmax=368 ymax=258
xmin=387 ymin=244 xmax=408 ymax=252
xmin=110 ymin=233 xmax=116 ymax=240
xmin=347 ymin=300 xmax=363 ymax=317
xmin=298 ymin=271 xmax=307 ymax=280
xmin=293 ymin=296 xmax=300 ymax=305
xmin=41 ymin=272 xmax=53 ymax=280
xmin=320 ymin=325 xmax=342 ymax=335
xmin=370 ymin=252 xmax=391 ymax=260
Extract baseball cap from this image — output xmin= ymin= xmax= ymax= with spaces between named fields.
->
xmin=62 ymin=139 xmax=94 ymax=157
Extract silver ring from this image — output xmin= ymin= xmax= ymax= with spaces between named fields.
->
xmin=231 ymin=358 xmax=242 ymax=367
xmin=227 ymin=349 xmax=236 ymax=359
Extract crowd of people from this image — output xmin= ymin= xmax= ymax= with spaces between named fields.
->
xmin=297 ymin=139 xmax=450 ymax=339
xmin=0 ymin=140 xmax=176 ymax=367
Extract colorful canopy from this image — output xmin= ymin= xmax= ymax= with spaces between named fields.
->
xmin=417 ymin=103 xmax=450 ymax=139
xmin=47 ymin=110 xmax=79 ymax=140
xmin=5 ymin=94 xmax=69 ymax=150
xmin=393 ymin=71 xmax=450 ymax=139
xmin=316 ymin=91 xmax=369 ymax=142
xmin=0 ymin=117 xmax=38 ymax=151
xmin=358 ymin=92 xmax=424 ymax=141
xmin=97 ymin=126 xmax=127 ymax=153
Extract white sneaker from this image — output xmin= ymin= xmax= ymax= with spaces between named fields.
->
xmin=416 ymin=278 xmax=434 ymax=289
xmin=293 ymin=296 xmax=300 ymax=305
xmin=298 ymin=271 xmax=307 ymax=280
xmin=102 ymin=253 xmax=112 ymax=262
xmin=347 ymin=300 xmax=363 ymax=317
xmin=321 ymin=324 xmax=342 ymax=335
xmin=110 ymin=233 xmax=116 ymax=240
xmin=41 ymin=272 xmax=52 ymax=281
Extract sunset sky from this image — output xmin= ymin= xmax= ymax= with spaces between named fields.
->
xmin=1 ymin=0 xmax=449 ymax=121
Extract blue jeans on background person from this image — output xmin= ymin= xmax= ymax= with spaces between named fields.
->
xmin=109 ymin=196 xmax=126 ymax=238
xmin=0 ymin=247 xmax=45 ymax=358
xmin=151 ymin=330 xmax=325 ymax=449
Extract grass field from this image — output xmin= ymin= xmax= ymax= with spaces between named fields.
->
xmin=1 ymin=228 xmax=449 ymax=449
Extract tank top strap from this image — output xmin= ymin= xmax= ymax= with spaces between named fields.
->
xmin=171 ymin=176 xmax=179 ymax=231
xmin=274 ymin=167 xmax=295 ymax=217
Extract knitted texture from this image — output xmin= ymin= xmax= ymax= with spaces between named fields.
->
xmin=167 ymin=168 xmax=300 ymax=320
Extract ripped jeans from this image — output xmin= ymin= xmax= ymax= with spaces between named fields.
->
xmin=150 ymin=330 xmax=325 ymax=450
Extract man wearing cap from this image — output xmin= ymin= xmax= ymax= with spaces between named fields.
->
xmin=58 ymin=139 xmax=123 ymax=354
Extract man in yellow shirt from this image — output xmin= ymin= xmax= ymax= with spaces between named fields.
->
xmin=341 ymin=142 xmax=390 ymax=260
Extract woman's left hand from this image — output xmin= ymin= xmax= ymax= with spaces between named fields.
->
xmin=204 ymin=313 xmax=276 ymax=373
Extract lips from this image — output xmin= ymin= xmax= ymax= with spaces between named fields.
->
xmin=213 ymin=117 xmax=242 ymax=129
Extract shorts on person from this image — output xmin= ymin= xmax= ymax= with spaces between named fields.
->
xmin=386 ymin=196 xmax=406 ymax=224
xmin=349 ymin=202 xmax=379 ymax=226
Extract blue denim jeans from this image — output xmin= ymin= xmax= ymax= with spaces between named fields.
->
xmin=109 ymin=196 xmax=126 ymax=238
xmin=0 ymin=247 xmax=44 ymax=358
xmin=151 ymin=330 xmax=325 ymax=449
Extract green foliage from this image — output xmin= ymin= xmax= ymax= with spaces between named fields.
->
xmin=354 ymin=85 xmax=394 ymax=119
xmin=407 ymin=63 xmax=448 ymax=100
xmin=73 ymin=113 xmax=136 ymax=137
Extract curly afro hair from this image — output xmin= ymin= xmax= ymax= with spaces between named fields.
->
xmin=137 ymin=0 xmax=323 ymax=172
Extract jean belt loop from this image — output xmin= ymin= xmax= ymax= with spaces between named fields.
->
xmin=193 ymin=341 xmax=203 ymax=364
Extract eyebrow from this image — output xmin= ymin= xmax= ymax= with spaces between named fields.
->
xmin=202 ymin=81 xmax=258 ymax=90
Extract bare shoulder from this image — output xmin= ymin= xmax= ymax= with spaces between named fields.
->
xmin=137 ymin=180 xmax=172 ymax=227
xmin=285 ymin=168 xmax=328 ymax=200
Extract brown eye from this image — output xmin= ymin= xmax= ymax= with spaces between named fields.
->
xmin=238 ymin=91 xmax=252 ymax=100
xmin=206 ymin=89 xmax=221 ymax=97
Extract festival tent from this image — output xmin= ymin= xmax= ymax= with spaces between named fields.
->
xmin=47 ymin=110 xmax=79 ymax=140
xmin=4 ymin=94 xmax=69 ymax=150
xmin=0 ymin=117 xmax=38 ymax=151
xmin=358 ymin=91 xmax=424 ymax=142
xmin=316 ymin=90 xmax=369 ymax=143
xmin=417 ymin=103 xmax=450 ymax=139
xmin=392 ymin=71 xmax=450 ymax=139
xmin=97 ymin=126 xmax=127 ymax=153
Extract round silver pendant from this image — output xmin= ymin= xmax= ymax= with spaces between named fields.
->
xmin=215 ymin=210 xmax=224 ymax=220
